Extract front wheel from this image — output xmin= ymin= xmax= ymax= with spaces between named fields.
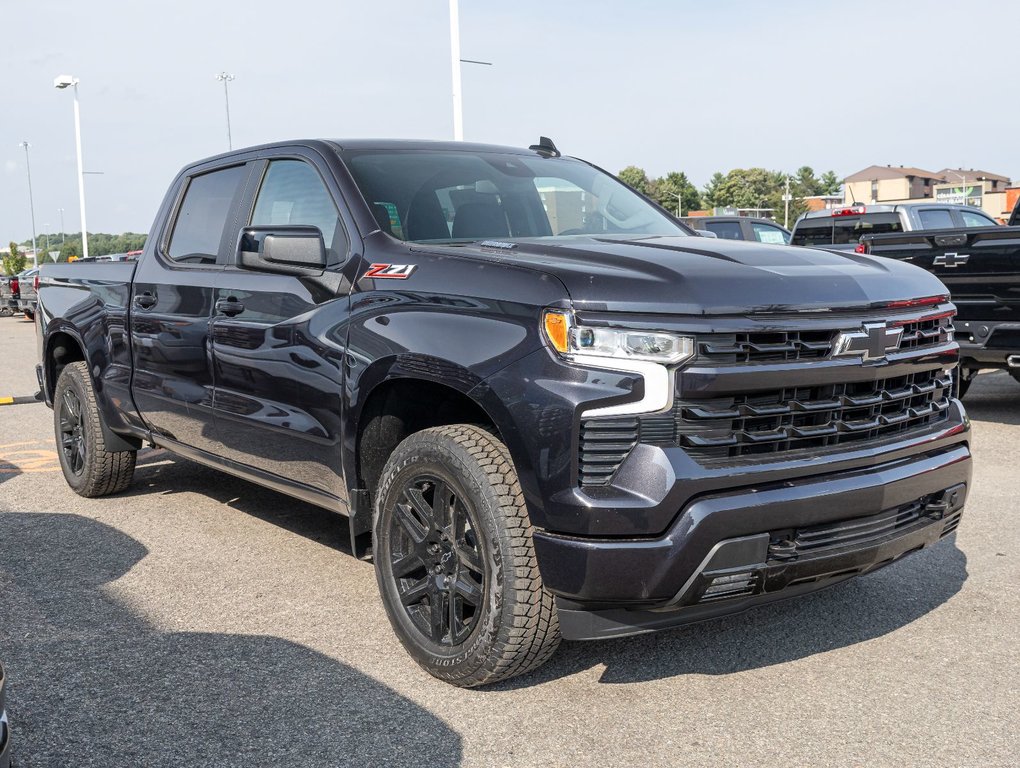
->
xmin=373 ymin=424 xmax=560 ymax=687
xmin=956 ymin=367 xmax=978 ymax=398
xmin=53 ymin=361 xmax=136 ymax=497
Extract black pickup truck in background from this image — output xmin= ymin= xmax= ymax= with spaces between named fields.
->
xmin=862 ymin=201 xmax=1020 ymax=395
xmin=37 ymin=138 xmax=972 ymax=686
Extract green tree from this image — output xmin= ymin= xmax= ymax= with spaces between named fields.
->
xmin=617 ymin=166 xmax=652 ymax=196
xmin=3 ymin=242 xmax=27 ymax=275
xmin=820 ymin=170 xmax=841 ymax=195
xmin=701 ymin=172 xmax=726 ymax=208
xmin=649 ymin=171 xmax=702 ymax=216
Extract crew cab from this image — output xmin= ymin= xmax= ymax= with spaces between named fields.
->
xmin=792 ymin=203 xmax=999 ymax=251
xmin=861 ymin=194 xmax=1020 ymax=394
xmin=37 ymin=139 xmax=972 ymax=687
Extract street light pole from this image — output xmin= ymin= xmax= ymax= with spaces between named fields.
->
xmin=448 ymin=1 xmax=492 ymax=141
xmin=215 ymin=72 xmax=235 ymax=150
xmin=19 ymin=141 xmax=38 ymax=268
xmin=54 ymin=75 xmax=90 ymax=260
xmin=58 ymin=208 xmax=66 ymax=244
xmin=449 ymin=0 xmax=463 ymax=140
xmin=676 ymin=192 xmax=683 ymax=218
xmin=783 ymin=175 xmax=791 ymax=228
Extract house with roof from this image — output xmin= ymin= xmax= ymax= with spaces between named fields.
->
xmin=843 ymin=165 xmax=1014 ymax=221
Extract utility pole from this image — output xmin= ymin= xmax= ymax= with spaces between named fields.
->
xmin=215 ymin=72 xmax=235 ymax=149
xmin=19 ymin=141 xmax=38 ymax=268
xmin=783 ymin=175 xmax=792 ymax=228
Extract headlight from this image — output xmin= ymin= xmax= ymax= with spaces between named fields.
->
xmin=542 ymin=309 xmax=695 ymax=365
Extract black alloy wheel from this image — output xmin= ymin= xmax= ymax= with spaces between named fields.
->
xmin=59 ymin=388 xmax=87 ymax=476
xmin=373 ymin=424 xmax=560 ymax=687
xmin=52 ymin=361 xmax=136 ymax=497
xmin=388 ymin=475 xmax=487 ymax=647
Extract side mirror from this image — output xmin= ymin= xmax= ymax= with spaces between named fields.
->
xmin=697 ymin=229 xmax=718 ymax=238
xmin=238 ymin=225 xmax=326 ymax=275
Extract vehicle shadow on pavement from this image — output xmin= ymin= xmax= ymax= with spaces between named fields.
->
xmin=0 ymin=512 xmax=462 ymax=768
xmin=961 ymin=371 xmax=1020 ymax=426
xmin=512 ymin=537 xmax=967 ymax=687
xmin=128 ymin=449 xmax=353 ymax=555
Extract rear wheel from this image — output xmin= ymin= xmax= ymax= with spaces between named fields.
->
xmin=53 ymin=361 xmax=136 ymax=496
xmin=373 ymin=424 xmax=560 ymax=687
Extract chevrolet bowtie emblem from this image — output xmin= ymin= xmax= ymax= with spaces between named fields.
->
xmin=833 ymin=323 xmax=904 ymax=363
xmin=933 ymin=252 xmax=969 ymax=268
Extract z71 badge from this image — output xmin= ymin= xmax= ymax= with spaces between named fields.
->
xmin=364 ymin=263 xmax=417 ymax=279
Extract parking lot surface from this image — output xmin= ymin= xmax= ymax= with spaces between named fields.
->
xmin=1 ymin=317 xmax=1017 ymax=767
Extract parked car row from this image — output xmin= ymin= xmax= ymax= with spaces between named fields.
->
xmin=0 ymin=267 xmax=39 ymax=319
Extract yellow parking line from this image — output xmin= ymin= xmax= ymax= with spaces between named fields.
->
xmin=0 ymin=397 xmax=13 ymax=405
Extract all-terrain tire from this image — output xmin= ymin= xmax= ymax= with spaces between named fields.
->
xmin=53 ymin=361 xmax=136 ymax=497
xmin=373 ymin=424 xmax=560 ymax=687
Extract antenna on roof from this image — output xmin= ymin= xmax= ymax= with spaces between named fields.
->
xmin=529 ymin=136 xmax=560 ymax=158
xmin=847 ymin=183 xmax=858 ymax=206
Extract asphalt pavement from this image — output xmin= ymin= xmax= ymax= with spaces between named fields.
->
xmin=0 ymin=316 xmax=1017 ymax=767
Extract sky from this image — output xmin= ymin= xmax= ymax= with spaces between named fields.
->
xmin=2 ymin=0 xmax=1018 ymax=243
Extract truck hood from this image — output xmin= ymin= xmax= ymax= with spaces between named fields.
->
xmin=427 ymin=235 xmax=950 ymax=315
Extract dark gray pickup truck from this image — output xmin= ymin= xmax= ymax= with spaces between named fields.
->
xmin=862 ymin=198 xmax=1020 ymax=395
xmin=37 ymin=138 xmax=972 ymax=686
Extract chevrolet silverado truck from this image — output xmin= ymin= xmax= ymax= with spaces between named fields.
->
xmin=861 ymin=202 xmax=1020 ymax=395
xmin=37 ymin=139 xmax=971 ymax=687
xmin=792 ymin=202 xmax=999 ymax=251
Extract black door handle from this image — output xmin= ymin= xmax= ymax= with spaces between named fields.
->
xmin=216 ymin=298 xmax=245 ymax=316
xmin=134 ymin=292 xmax=157 ymax=309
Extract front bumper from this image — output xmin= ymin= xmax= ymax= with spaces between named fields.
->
xmin=535 ymin=442 xmax=971 ymax=641
xmin=0 ymin=664 xmax=10 ymax=768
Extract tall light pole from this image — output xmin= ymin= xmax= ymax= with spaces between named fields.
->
xmin=58 ymin=208 xmax=66 ymax=244
xmin=215 ymin=72 xmax=236 ymax=150
xmin=54 ymin=75 xmax=89 ymax=260
xmin=947 ymin=170 xmax=968 ymax=205
xmin=449 ymin=0 xmax=463 ymax=140
xmin=676 ymin=192 xmax=683 ymax=218
xmin=19 ymin=141 xmax=38 ymax=268
xmin=448 ymin=1 xmax=491 ymax=141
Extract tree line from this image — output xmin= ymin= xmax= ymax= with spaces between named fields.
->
xmin=4 ymin=232 xmax=147 ymax=271
xmin=618 ymin=165 xmax=842 ymax=224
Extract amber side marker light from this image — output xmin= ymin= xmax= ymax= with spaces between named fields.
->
xmin=543 ymin=310 xmax=570 ymax=353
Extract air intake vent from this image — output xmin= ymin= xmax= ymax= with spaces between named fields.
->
xmin=578 ymin=417 xmax=638 ymax=487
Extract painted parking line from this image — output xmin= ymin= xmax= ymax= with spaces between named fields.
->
xmin=0 ymin=395 xmax=43 ymax=406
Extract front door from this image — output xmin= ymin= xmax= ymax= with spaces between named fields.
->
xmin=210 ymin=153 xmax=361 ymax=499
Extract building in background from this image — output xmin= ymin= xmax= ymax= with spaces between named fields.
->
xmin=843 ymin=165 xmax=1013 ymax=221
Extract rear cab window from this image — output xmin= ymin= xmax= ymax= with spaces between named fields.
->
xmin=917 ymin=209 xmax=954 ymax=229
xmin=704 ymin=221 xmax=743 ymax=240
xmin=166 ymin=164 xmax=248 ymax=265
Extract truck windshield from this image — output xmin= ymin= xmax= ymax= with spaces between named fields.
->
xmin=341 ymin=150 xmax=689 ymax=243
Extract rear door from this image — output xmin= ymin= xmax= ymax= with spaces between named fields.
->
xmin=130 ymin=161 xmax=252 ymax=451
xmin=210 ymin=148 xmax=363 ymax=498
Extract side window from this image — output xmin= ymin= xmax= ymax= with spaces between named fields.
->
xmin=704 ymin=221 xmax=744 ymax=240
xmin=751 ymin=222 xmax=789 ymax=244
xmin=917 ymin=209 xmax=954 ymax=229
xmin=960 ymin=210 xmax=996 ymax=228
xmin=167 ymin=164 xmax=247 ymax=264
xmin=250 ymin=160 xmax=343 ymax=254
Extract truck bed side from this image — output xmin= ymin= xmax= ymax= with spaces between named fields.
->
xmin=37 ymin=261 xmax=143 ymax=447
